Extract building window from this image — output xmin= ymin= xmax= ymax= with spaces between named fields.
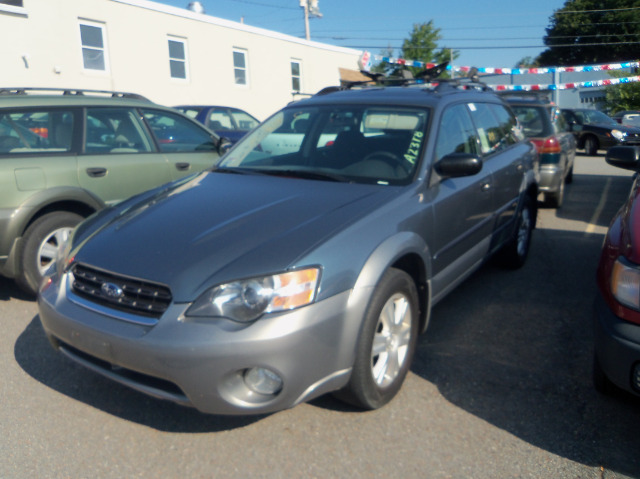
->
xmin=79 ymin=20 xmax=107 ymax=71
xmin=233 ymin=49 xmax=248 ymax=86
xmin=291 ymin=60 xmax=302 ymax=92
xmin=168 ymin=37 xmax=188 ymax=80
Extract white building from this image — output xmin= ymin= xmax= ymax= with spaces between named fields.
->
xmin=0 ymin=0 xmax=363 ymax=119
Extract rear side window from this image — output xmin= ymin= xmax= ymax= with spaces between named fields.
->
xmin=85 ymin=107 xmax=153 ymax=154
xmin=0 ymin=110 xmax=74 ymax=154
xmin=468 ymin=103 xmax=512 ymax=155
xmin=142 ymin=109 xmax=217 ymax=152
xmin=435 ymin=103 xmax=479 ymax=161
xmin=489 ymin=104 xmax=520 ymax=145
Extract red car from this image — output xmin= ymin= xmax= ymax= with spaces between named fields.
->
xmin=594 ymin=145 xmax=640 ymax=396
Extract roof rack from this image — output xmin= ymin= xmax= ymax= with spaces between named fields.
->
xmin=496 ymin=90 xmax=553 ymax=101
xmin=315 ymin=63 xmax=493 ymax=96
xmin=0 ymin=87 xmax=150 ymax=101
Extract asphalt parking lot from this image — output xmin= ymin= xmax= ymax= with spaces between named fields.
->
xmin=1 ymin=153 xmax=640 ymax=479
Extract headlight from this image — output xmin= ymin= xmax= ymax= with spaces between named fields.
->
xmin=186 ymin=267 xmax=320 ymax=322
xmin=611 ymin=129 xmax=626 ymax=141
xmin=611 ymin=257 xmax=640 ymax=310
xmin=54 ymin=230 xmax=75 ymax=278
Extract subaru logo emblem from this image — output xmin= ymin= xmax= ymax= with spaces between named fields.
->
xmin=101 ymin=282 xmax=124 ymax=299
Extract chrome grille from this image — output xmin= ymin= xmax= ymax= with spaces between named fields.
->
xmin=71 ymin=263 xmax=172 ymax=318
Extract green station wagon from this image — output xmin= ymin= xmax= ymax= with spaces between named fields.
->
xmin=0 ymin=88 xmax=227 ymax=295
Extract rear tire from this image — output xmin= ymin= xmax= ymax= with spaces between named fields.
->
xmin=498 ymin=195 xmax=534 ymax=269
xmin=16 ymin=211 xmax=83 ymax=296
xmin=545 ymin=179 xmax=564 ymax=208
xmin=565 ymin=164 xmax=574 ymax=184
xmin=336 ymin=268 xmax=419 ymax=410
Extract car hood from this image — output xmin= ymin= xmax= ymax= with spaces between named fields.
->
xmin=588 ymin=122 xmax=640 ymax=134
xmin=71 ymin=171 xmax=397 ymax=302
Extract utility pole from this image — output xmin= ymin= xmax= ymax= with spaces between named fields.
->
xmin=300 ymin=0 xmax=322 ymax=41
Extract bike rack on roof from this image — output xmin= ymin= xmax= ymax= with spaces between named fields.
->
xmin=0 ymin=87 xmax=150 ymax=101
xmin=315 ymin=62 xmax=493 ymax=96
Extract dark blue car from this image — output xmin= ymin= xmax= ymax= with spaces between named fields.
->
xmin=175 ymin=105 xmax=260 ymax=144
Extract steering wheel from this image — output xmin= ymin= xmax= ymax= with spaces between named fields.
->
xmin=362 ymin=151 xmax=409 ymax=176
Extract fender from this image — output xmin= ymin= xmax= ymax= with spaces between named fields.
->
xmin=0 ymin=186 xmax=104 ymax=278
xmin=348 ymin=231 xmax=432 ymax=334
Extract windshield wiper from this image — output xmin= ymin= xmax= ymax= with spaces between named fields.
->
xmin=262 ymin=169 xmax=351 ymax=183
xmin=211 ymin=166 xmax=267 ymax=176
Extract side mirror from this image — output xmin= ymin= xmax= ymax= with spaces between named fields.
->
xmin=435 ymin=153 xmax=482 ymax=178
xmin=217 ymin=137 xmax=233 ymax=156
xmin=605 ymin=146 xmax=640 ymax=171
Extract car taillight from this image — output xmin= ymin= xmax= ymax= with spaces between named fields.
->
xmin=531 ymin=137 xmax=561 ymax=154
xmin=30 ymin=127 xmax=48 ymax=138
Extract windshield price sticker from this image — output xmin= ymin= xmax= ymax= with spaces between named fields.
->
xmin=404 ymin=131 xmax=424 ymax=165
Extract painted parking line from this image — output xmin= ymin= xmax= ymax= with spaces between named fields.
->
xmin=585 ymin=177 xmax=611 ymax=234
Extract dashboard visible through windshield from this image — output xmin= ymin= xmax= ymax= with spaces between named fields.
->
xmin=219 ymin=105 xmax=430 ymax=185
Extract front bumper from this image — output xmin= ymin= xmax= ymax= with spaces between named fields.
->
xmin=593 ymin=293 xmax=640 ymax=396
xmin=38 ymin=272 xmax=364 ymax=415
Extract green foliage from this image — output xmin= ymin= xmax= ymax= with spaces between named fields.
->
xmin=537 ymin=0 xmax=640 ymax=66
xmin=602 ymin=71 xmax=640 ymax=113
xmin=514 ymin=56 xmax=540 ymax=68
xmin=371 ymin=22 xmax=457 ymax=78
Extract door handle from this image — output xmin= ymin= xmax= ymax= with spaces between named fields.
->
xmin=481 ymin=182 xmax=491 ymax=192
xmin=86 ymin=167 xmax=107 ymax=178
xmin=175 ymin=162 xmax=190 ymax=171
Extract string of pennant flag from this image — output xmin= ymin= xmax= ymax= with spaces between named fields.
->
xmin=358 ymin=51 xmax=640 ymax=91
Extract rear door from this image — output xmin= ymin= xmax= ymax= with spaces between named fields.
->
xmin=77 ymin=107 xmax=172 ymax=205
xmin=140 ymin=108 xmax=220 ymax=179
xmin=468 ymin=102 xmax=527 ymax=240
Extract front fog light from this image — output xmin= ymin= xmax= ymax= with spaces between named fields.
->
xmin=244 ymin=367 xmax=283 ymax=395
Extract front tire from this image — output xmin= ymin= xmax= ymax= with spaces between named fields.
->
xmin=16 ymin=211 xmax=83 ymax=296
xmin=336 ymin=268 xmax=419 ymax=410
xmin=584 ymin=136 xmax=598 ymax=156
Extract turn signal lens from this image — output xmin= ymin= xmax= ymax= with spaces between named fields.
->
xmin=611 ymin=258 xmax=640 ymax=310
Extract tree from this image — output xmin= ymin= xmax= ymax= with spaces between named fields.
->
xmin=537 ymin=0 xmax=640 ymax=66
xmin=401 ymin=22 xmax=456 ymax=77
xmin=601 ymin=71 xmax=640 ymax=113
xmin=514 ymin=56 xmax=540 ymax=68
xmin=372 ymin=22 xmax=457 ymax=78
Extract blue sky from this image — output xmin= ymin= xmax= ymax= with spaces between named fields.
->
xmin=155 ymin=0 xmax=569 ymax=69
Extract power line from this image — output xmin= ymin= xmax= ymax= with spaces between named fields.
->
xmin=226 ymin=0 xmax=298 ymax=10
xmin=341 ymin=41 xmax=640 ymax=51
xmin=315 ymin=33 xmax=640 ymax=42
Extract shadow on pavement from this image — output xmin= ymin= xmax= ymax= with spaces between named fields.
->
xmin=0 ymin=276 xmax=34 ymax=302
xmin=14 ymin=317 xmax=266 ymax=432
xmin=410 ymin=183 xmax=640 ymax=476
xmin=553 ymin=173 xmax=633 ymax=227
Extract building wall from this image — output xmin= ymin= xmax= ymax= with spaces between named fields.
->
xmin=0 ymin=0 xmax=362 ymax=119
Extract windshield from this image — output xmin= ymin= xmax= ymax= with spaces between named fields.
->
xmin=575 ymin=109 xmax=617 ymax=126
xmin=218 ymin=105 xmax=429 ymax=185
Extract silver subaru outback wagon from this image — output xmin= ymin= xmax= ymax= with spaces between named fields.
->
xmin=38 ymin=78 xmax=539 ymax=415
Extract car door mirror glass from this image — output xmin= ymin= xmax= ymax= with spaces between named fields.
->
xmin=435 ymin=153 xmax=483 ymax=178
xmin=605 ymin=146 xmax=640 ymax=171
